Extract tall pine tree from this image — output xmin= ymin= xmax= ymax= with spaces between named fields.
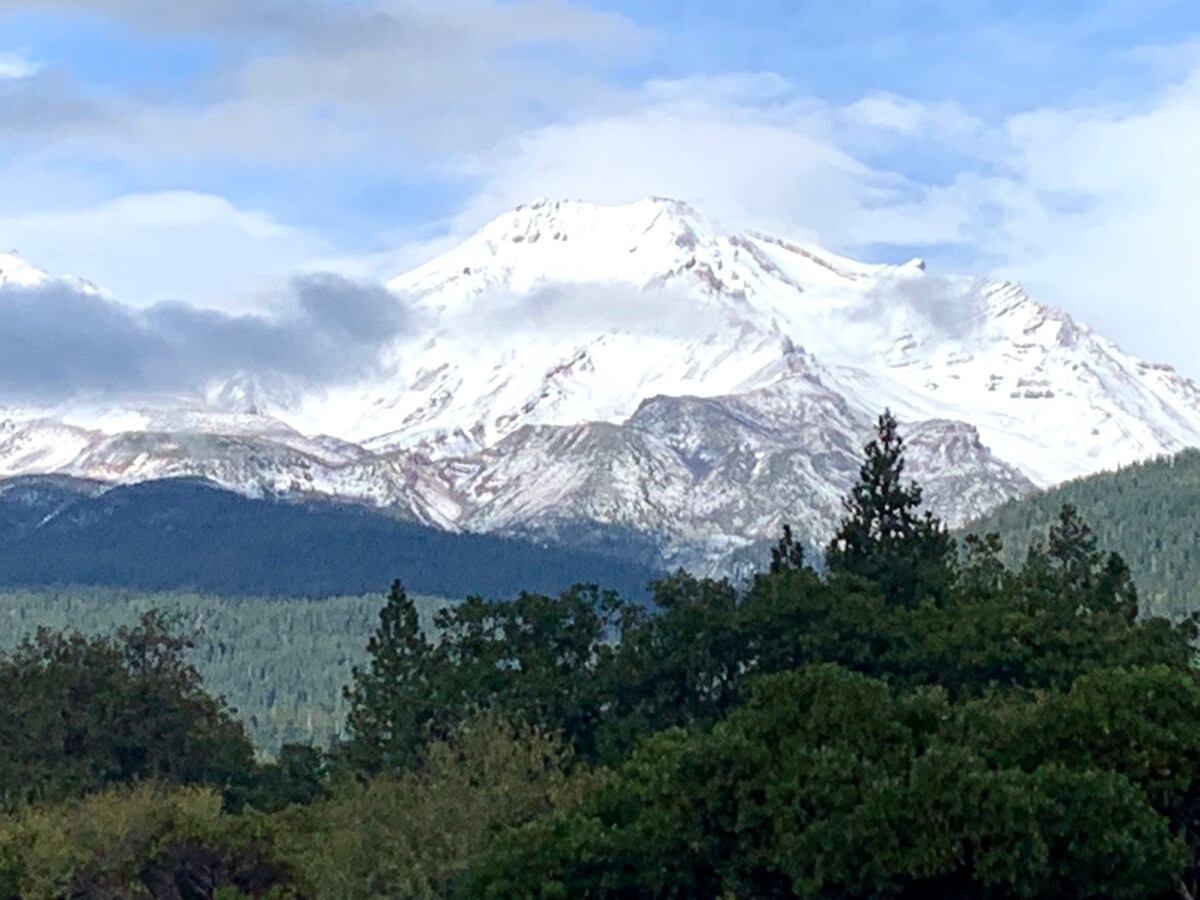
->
xmin=825 ymin=410 xmax=955 ymax=606
xmin=344 ymin=580 xmax=437 ymax=772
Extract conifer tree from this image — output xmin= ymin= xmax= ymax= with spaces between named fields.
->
xmin=1036 ymin=503 xmax=1139 ymax=620
xmin=769 ymin=524 xmax=806 ymax=574
xmin=825 ymin=410 xmax=955 ymax=606
xmin=344 ymin=580 xmax=436 ymax=772
xmin=957 ymin=532 xmax=1008 ymax=598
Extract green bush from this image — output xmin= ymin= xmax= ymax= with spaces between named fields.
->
xmin=277 ymin=714 xmax=604 ymax=898
xmin=0 ymin=785 xmax=296 ymax=899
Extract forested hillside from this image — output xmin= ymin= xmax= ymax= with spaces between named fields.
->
xmin=967 ymin=448 xmax=1200 ymax=618
xmin=0 ymin=476 xmax=659 ymax=600
xmin=0 ymin=587 xmax=448 ymax=752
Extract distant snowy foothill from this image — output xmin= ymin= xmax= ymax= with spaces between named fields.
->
xmin=2 ymin=198 xmax=1199 ymax=573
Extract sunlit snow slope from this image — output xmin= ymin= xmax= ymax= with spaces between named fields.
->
xmin=2 ymin=199 xmax=1198 ymax=573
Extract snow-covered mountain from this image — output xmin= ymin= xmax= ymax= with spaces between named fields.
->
xmin=2 ymin=198 xmax=1199 ymax=574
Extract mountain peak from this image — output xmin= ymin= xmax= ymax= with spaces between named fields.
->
xmin=0 ymin=251 xmax=50 ymax=289
xmin=0 ymin=251 xmax=104 ymax=296
xmin=394 ymin=197 xmax=734 ymax=301
xmin=474 ymin=196 xmax=711 ymax=246
xmin=396 ymin=196 xmax=897 ymax=318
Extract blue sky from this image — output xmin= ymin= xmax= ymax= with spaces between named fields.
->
xmin=1 ymin=0 xmax=1199 ymax=372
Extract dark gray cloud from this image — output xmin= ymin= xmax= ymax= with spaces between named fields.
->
xmin=0 ymin=274 xmax=412 ymax=402
xmin=294 ymin=273 xmax=408 ymax=343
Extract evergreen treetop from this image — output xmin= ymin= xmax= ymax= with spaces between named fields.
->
xmin=343 ymin=579 xmax=436 ymax=772
xmin=825 ymin=409 xmax=956 ymax=606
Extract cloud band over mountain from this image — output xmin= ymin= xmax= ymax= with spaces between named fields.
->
xmin=0 ymin=273 xmax=411 ymax=402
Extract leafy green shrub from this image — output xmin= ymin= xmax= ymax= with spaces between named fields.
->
xmin=277 ymin=713 xmax=604 ymax=898
xmin=0 ymin=785 xmax=296 ymax=899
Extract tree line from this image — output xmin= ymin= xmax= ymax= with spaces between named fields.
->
xmin=0 ymin=411 xmax=1197 ymax=897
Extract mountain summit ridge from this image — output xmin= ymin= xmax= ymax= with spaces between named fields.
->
xmin=1 ymin=197 xmax=1198 ymax=572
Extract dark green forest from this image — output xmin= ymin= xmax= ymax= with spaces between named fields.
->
xmin=0 ymin=588 xmax=449 ymax=752
xmin=969 ymin=447 xmax=1200 ymax=618
xmin=0 ymin=476 xmax=658 ymax=600
xmin=3 ymin=413 xmax=1200 ymax=897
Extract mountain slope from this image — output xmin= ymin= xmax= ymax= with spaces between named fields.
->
xmin=1 ymin=199 xmax=1199 ymax=573
xmin=455 ymin=381 xmax=1035 ymax=571
xmin=0 ymin=476 xmax=659 ymax=599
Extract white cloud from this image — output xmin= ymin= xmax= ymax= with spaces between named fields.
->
xmin=0 ymin=50 xmax=38 ymax=80
xmin=834 ymin=72 xmax=1200 ymax=376
xmin=0 ymin=191 xmax=327 ymax=312
xmin=957 ymin=70 xmax=1200 ymax=372
xmin=841 ymin=92 xmax=980 ymax=138
xmin=444 ymin=75 xmax=971 ymax=255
